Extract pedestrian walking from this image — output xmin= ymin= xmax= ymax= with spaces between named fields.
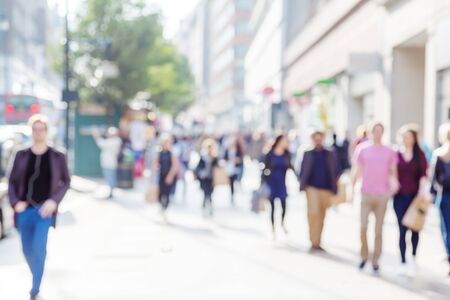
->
xmin=352 ymin=122 xmax=398 ymax=274
xmin=152 ymin=135 xmax=179 ymax=220
xmin=195 ymin=139 xmax=218 ymax=216
xmin=224 ymin=135 xmax=245 ymax=204
xmin=8 ymin=114 xmax=71 ymax=299
xmin=93 ymin=127 xmax=122 ymax=199
xmin=394 ymin=125 xmax=428 ymax=274
xmin=262 ymin=134 xmax=293 ymax=238
xmin=332 ymin=132 xmax=351 ymax=176
xmin=299 ymin=130 xmax=338 ymax=251
xmin=430 ymin=122 xmax=450 ymax=276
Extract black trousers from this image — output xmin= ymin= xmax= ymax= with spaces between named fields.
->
xmin=269 ymin=197 xmax=287 ymax=227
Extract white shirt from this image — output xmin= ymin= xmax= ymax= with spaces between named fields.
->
xmin=128 ymin=121 xmax=147 ymax=151
xmin=96 ymin=136 xmax=122 ymax=169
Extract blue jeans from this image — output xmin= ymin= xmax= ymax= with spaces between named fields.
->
xmin=393 ymin=194 xmax=419 ymax=263
xmin=18 ymin=207 xmax=52 ymax=296
xmin=438 ymin=193 xmax=450 ymax=260
xmin=102 ymin=168 xmax=117 ymax=195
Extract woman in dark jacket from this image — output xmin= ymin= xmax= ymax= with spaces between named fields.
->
xmin=195 ymin=139 xmax=218 ymax=216
xmin=262 ymin=134 xmax=293 ymax=238
xmin=153 ymin=135 xmax=179 ymax=219
xmin=224 ymin=136 xmax=245 ymax=204
xmin=394 ymin=125 xmax=428 ymax=273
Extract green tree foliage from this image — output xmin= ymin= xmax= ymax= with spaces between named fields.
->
xmin=72 ymin=0 xmax=194 ymax=114
xmin=147 ymin=38 xmax=194 ymax=114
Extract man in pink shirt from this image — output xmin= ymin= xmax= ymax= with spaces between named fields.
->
xmin=352 ymin=122 xmax=398 ymax=274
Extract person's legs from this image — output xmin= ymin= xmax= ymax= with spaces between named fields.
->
xmin=202 ymin=190 xmax=208 ymax=208
xmin=161 ymin=193 xmax=170 ymax=210
xmin=229 ymin=175 xmax=236 ymax=203
xmin=102 ymin=168 xmax=116 ymax=198
xmin=360 ymin=195 xmax=373 ymax=265
xmin=280 ymin=197 xmax=287 ymax=225
xmin=393 ymin=195 xmax=408 ymax=263
xmin=306 ymin=188 xmax=321 ymax=247
xmin=0 ymin=206 xmax=4 ymax=239
xmin=411 ymin=230 xmax=419 ymax=258
xmin=30 ymin=210 xmax=52 ymax=296
xmin=317 ymin=189 xmax=332 ymax=247
xmin=439 ymin=194 xmax=450 ymax=260
xmin=269 ymin=198 xmax=275 ymax=228
xmin=18 ymin=208 xmax=34 ymax=270
xmin=372 ymin=197 xmax=389 ymax=268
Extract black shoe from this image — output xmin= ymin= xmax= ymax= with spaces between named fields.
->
xmin=359 ymin=260 xmax=367 ymax=271
xmin=373 ymin=265 xmax=380 ymax=275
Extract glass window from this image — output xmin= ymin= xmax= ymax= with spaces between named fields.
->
xmin=235 ymin=0 xmax=254 ymax=10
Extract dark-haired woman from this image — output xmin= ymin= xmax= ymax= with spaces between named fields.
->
xmin=263 ymin=135 xmax=293 ymax=238
xmin=195 ymin=139 xmax=218 ymax=216
xmin=224 ymin=136 xmax=245 ymax=205
xmin=394 ymin=125 xmax=428 ymax=273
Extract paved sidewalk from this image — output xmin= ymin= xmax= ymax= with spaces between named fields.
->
xmin=0 ymin=171 xmax=449 ymax=299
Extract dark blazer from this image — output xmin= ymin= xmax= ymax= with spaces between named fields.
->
xmin=299 ymin=148 xmax=338 ymax=194
xmin=8 ymin=147 xmax=71 ymax=227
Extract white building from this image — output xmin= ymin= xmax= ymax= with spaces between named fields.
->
xmin=379 ymin=0 xmax=450 ymax=146
xmin=207 ymin=0 xmax=254 ymax=131
xmin=284 ymin=0 xmax=385 ymax=141
xmin=281 ymin=0 xmax=450 ymax=147
xmin=244 ymin=0 xmax=283 ymax=132
xmin=0 ymin=0 xmax=63 ymax=101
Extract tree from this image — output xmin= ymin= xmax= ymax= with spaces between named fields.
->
xmin=147 ymin=38 xmax=194 ymax=114
xmin=71 ymin=0 xmax=194 ymax=115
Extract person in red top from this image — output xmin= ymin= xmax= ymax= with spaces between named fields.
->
xmin=394 ymin=124 xmax=428 ymax=274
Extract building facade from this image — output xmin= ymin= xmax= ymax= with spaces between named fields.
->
xmin=281 ymin=0 xmax=450 ymax=147
xmin=380 ymin=0 xmax=450 ymax=146
xmin=206 ymin=0 xmax=254 ymax=131
xmin=244 ymin=0 xmax=283 ymax=132
xmin=0 ymin=0 xmax=62 ymax=101
xmin=283 ymin=0 xmax=385 ymax=142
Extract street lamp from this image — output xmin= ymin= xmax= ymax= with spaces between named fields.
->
xmin=62 ymin=0 xmax=79 ymax=155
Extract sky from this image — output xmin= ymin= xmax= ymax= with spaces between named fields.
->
xmin=50 ymin=0 xmax=199 ymax=39
xmin=153 ymin=0 xmax=199 ymax=38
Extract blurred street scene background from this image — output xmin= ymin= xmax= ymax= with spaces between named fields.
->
xmin=1 ymin=0 xmax=450 ymax=299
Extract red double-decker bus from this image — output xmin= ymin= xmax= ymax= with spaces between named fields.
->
xmin=2 ymin=94 xmax=41 ymax=124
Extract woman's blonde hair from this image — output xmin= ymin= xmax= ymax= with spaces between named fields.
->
xmin=28 ymin=114 xmax=49 ymax=130
xmin=439 ymin=122 xmax=450 ymax=145
xmin=202 ymin=138 xmax=218 ymax=157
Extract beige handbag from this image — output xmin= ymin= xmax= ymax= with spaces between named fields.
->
xmin=332 ymin=173 xmax=351 ymax=205
xmin=145 ymin=185 xmax=159 ymax=203
xmin=213 ymin=166 xmax=230 ymax=186
xmin=402 ymin=195 xmax=430 ymax=232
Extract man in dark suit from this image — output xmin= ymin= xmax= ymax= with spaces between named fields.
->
xmin=8 ymin=114 xmax=71 ymax=300
xmin=299 ymin=130 xmax=338 ymax=251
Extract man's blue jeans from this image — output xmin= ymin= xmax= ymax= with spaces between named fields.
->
xmin=18 ymin=207 xmax=52 ymax=296
xmin=103 ymin=168 xmax=117 ymax=196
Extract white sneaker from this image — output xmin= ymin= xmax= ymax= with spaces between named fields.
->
xmin=409 ymin=259 xmax=418 ymax=276
xmin=398 ymin=262 xmax=408 ymax=275
xmin=160 ymin=209 xmax=168 ymax=223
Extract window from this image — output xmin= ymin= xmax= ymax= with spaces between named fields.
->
xmin=235 ymin=20 xmax=249 ymax=34
xmin=236 ymin=0 xmax=254 ymax=10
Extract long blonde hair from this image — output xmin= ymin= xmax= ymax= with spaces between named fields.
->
xmin=436 ymin=122 xmax=450 ymax=161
